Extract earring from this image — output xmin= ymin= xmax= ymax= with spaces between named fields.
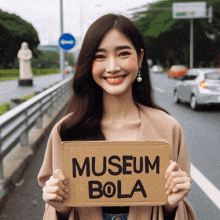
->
xmin=137 ymin=67 xmax=142 ymax=82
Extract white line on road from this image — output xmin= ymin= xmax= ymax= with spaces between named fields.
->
xmin=191 ymin=163 xmax=220 ymax=210
xmin=154 ymin=87 xmax=164 ymax=93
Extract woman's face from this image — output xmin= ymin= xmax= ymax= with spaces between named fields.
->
xmin=92 ymin=28 xmax=144 ymax=97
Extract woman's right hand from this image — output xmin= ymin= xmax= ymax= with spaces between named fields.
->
xmin=43 ymin=169 xmax=71 ymax=216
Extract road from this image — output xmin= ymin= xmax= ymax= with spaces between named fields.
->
xmin=0 ymin=72 xmax=220 ymax=219
xmin=0 ymin=73 xmax=67 ymax=105
xmin=151 ymin=71 xmax=220 ymax=219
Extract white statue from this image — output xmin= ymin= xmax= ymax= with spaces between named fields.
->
xmin=17 ymin=42 xmax=33 ymax=79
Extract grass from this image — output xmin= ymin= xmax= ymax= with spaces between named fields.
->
xmin=0 ymin=68 xmax=59 ymax=81
xmin=0 ymin=93 xmax=34 ymax=116
xmin=0 ymin=81 xmax=60 ymax=115
xmin=20 ymin=93 xmax=35 ymax=101
xmin=0 ymin=103 xmax=10 ymax=116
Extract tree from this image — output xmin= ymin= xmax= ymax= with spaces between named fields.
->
xmin=133 ymin=0 xmax=220 ymax=67
xmin=0 ymin=10 xmax=40 ymax=69
xmin=30 ymin=51 xmax=75 ymax=69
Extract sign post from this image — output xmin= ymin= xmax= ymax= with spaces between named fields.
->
xmin=59 ymin=33 xmax=76 ymax=79
xmin=172 ymin=2 xmax=207 ymax=69
xmin=59 ymin=0 xmax=64 ymax=80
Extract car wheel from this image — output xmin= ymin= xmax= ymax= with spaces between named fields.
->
xmin=190 ymin=95 xmax=199 ymax=110
xmin=173 ymin=90 xmax=180 ymax=103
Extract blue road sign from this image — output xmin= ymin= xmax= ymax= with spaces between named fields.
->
xmin=59 ymin=33 xmax=76 ymax=50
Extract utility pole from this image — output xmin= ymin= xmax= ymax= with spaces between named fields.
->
xmin=190 ymin=19 xmax=194 ymax=69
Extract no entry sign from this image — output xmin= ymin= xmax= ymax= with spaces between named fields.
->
xmin=59 ymin=33 xmax=76 ymax=50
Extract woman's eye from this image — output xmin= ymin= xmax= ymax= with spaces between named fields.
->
xmin=119 ymin=51 xmax=131 ymax=57
xmin=94 ymin=54 xmax=105 ymax=60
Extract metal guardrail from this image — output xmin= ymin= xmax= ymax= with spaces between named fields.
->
xmin=0 ymin=76 xmax=73 ymax=180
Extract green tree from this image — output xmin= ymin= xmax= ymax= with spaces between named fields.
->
xmin=0 ymin=10 xmax=40 ymax=69
xmin=31 ymin=51 xmax=60 ymax=69
xmin=66 ymin=52 xmax=75 ymax=66
xmin=133 ymin=0 xmax=220 ymax=67
xmin=30 ymin=51 xmax=75 ymax=69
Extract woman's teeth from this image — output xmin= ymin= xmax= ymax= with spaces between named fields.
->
xmin=106 ymin=76 xmax=123 ymax=82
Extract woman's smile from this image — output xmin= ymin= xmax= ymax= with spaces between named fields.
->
xmin=104 ymin=74 xmax=127 ymax=85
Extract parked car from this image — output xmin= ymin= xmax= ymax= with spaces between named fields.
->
xmin=151 ymin=65 xmax=164 ymax=73
xmin=58 ymin=66 xmax=73 ymax=74
xmin=173 ymin=68 xmax=220 ymax=110
xmin=167 ymin=65 xmax=189 ymax=78
xmin=65 ymin=66 xmax=73 ymax=74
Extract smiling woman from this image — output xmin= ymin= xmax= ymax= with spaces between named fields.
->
xmin=92 ymin=28 xmax=144 ymax=97
xmin=38 ymin=14 xmax=196 ymax=220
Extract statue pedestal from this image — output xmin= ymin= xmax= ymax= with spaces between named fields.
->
xmin=18 ymin=79 xmax=33 ymax=86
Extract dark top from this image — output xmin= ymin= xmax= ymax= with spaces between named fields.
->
xmin=102 ymin=206 xmax=129 ymax=214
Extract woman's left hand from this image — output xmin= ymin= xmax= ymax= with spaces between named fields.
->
xmin=164 ymin=160 xmax=191 ymax=211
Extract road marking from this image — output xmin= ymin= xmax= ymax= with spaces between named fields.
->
xmin=154 ymin=87 xmax=164 ymax=93
xmin=191 ymin=163 xmax=220 ymax=209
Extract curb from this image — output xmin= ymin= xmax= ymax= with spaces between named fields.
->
xmin=0 ymin=101 xmax=69 ymax=209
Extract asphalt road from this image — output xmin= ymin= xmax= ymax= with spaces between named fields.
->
xmin=0 ymin=72 xmax=219 ymax=219
xmin=151 ymin=71 xmax=220 ymax=219
xmin=0 ymin=73 xmax=67 ymax=105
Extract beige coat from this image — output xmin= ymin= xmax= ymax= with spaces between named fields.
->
xmin=38 ymin=104 xmax=196 ymax=220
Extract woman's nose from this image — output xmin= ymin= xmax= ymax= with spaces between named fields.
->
xmin=106 ymin=57 xmax=121 ymax=73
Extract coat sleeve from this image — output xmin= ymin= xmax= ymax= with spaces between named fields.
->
xmin=172 ymin=123 xmax=196 ymax=220
xmin=37 ymin=120 xmax=76 ymax=220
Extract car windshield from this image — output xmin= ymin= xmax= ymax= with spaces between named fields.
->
xmin=205 ymin=71 xmax=220 ymax=80
xmin=173 ymin=65 xmax=186 ymax=69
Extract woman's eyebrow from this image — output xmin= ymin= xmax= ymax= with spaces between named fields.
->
xmin=95 ymin=45 xmax=132 ymax=53
xmin=115 ymin=45 xmax=132 ymax=51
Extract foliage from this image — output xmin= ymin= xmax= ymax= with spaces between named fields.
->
xmin=0 ymin=10 xmax=40 ymax=69
xmin=31 ymin=52 xmax=60 ymax=69
xmin=0 ymin=68 xmax=59 ymax=81
xmin=67 ymin=52 xmax=75 ymax=66
xmin=133 ymin=0 xmax=220 ymax=67
xmin=0 ymin=103 xmax=10 ymax=115
xmin=20 ymin=51 xmax=76 ymax=69
xmin=20 ymin=94 xmax=35 ymax=101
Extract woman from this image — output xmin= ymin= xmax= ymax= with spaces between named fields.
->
xmin=38 ymin=14 xmax=196 ymax=220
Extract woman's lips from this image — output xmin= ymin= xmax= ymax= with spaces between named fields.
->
xmin=104 ymin=75 xmax=127 ymax=85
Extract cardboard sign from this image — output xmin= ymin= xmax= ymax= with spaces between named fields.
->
xmin=62 ymin=141 xmax=172 ymax=207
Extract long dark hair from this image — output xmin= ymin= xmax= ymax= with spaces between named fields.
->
xmin=60 ymin=14 xmax=166 ymax=141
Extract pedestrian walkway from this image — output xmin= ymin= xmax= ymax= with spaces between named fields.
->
xmin=0 ymin=98 xmax=68 ymax=219
xmin=0 ymin=73 xmax=67 ymax=105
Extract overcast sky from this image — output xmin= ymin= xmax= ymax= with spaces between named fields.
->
xmin=0 ymin=0 xmax=157 ymax=52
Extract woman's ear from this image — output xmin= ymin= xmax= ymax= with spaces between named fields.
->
xmin=138 ymin=49 xmax=144 ymax=67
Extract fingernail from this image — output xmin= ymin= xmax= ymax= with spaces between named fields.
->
xmin=165 ymin=184 xmax=168 ymax=189
xmin=165 ymin=174 xmax=168 ymax=179
xmin=65 ymin=189 xmax=69 ymax=194
xmin=64 ymin=180 xmax=68 ymax=185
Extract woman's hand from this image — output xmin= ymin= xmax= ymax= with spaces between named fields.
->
xmin=43 ymin=169 xmax=71 ymax=216
xmin=164 ymin=160 xmax=191 ymax=212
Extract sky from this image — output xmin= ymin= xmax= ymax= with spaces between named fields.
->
xmin=0 ymin=0 xmax=157 ymax=53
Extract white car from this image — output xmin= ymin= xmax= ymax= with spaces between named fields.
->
xmin=151 ymin=65 xmax=164 ymax=73
xmin=173 ymin=68 xmax=220 ymax=110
